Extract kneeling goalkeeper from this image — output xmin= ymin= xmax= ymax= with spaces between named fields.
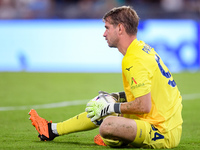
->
xmin=29 ymin=6 xmax=183 ymax=149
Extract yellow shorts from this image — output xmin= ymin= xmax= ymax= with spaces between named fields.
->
xmin=131 ymin=120 xmax=182 ymax=149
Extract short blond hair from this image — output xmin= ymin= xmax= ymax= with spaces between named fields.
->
xmin=103 ymin=6 xmax=139 ymax=35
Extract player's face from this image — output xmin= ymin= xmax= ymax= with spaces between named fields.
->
xmin=103 ymin=21 xmax=119 ymax=48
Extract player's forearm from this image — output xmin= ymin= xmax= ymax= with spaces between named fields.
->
xmin=120 ymin=92 xmax=151 ymax=114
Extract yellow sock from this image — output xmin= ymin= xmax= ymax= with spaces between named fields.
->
xmin=57 ymin=112 xmax=97 ymax=135
xmin=102 ymin=137 xmax=124 ymax=147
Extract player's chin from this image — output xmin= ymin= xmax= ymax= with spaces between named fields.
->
xmin=108 ymin=44 xmax=117 ymax=48
xmin=107 ymin=41 xmax=117 ymax=48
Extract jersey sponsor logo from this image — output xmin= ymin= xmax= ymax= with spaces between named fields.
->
xmin=131 ymin=77 xmax=137 ymax=85
xmin=126 ymin=66 xmax=133 ymax=71
xmin=131 ymin=77 xmax=145 ymax=89
xmin=142 ymin=44 xmax=152 ymax=54
xmin=131 ymin=83 xmax=145 ymax=89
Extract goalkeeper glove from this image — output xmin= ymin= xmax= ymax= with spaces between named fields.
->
xmin=98 ymin=91 xmax=127 ymax=103
xmin=85 ymin=93 xmax=121 ymax=122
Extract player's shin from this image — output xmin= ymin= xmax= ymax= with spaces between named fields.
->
xmin=56 ymin=112 xmax=97 ymax=135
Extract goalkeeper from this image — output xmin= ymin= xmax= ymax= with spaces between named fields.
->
xmin=29 ymin=6 xmax=182 ymax=149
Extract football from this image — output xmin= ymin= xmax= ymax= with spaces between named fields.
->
xmin=92 ymin=94 xmax=118 ymax=126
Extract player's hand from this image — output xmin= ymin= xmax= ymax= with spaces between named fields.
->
xmin=85 ymin=94 xmax=115 ymax=122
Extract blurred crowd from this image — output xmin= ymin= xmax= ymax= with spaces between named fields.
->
xmin=0 ymin=0 xmax=199 ymax=19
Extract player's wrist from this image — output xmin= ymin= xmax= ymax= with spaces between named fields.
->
xmin=108 ymin=103 xmax=121 ymax=114
xmin=114 ymin=103 xmax=121 ymax=113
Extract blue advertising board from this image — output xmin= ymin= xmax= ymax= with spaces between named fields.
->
xmin=0 ymin=19 xmax=199 ymax=72
xmin=138 ymin=20 xmax=199 ymax=72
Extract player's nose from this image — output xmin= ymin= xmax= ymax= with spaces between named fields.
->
xmin=103 ymin=31 xmax=107 ymax=37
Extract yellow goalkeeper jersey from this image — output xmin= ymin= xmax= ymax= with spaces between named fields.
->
xmin=122 ymin=39 xmax=183 ymax=133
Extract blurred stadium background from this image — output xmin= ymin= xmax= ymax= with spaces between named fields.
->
xmin=0 ymin=1 xmax=200 ymax=149
xmin=0 ymin=0 xmax=199 ymax=73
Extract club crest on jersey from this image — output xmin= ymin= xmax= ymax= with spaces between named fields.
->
xmin=142 ymin=44 xmax=152 ymax=54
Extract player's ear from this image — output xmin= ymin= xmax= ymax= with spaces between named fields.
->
xmin=117 ymin=23 xmax=124 ymax=35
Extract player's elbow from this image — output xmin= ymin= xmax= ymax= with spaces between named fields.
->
xmin=142 ymin=103 xmax=151 ymax=113
xmin=137 ymin=92 xmax=152 ymax=114
xmin=143 ymin=105 xmax=151 ymax=113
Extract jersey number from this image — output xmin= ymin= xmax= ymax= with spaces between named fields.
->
xmin=152 ymin=132 xmax=164 ymax=141
xmin=151 ymin=125 xmax=164 ymax=141
xmin=155 ymin=54 xmax=176 ymax=87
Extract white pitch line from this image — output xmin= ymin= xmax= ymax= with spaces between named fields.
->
xmin=0 ymin=93 xmax=200 ymax=111
xmin=182 ymin=93 xmax=200 ymax=101
xmin=0 ymin=99 xmax=89 ymax=111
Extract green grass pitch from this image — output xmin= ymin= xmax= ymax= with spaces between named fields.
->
xmin=0 ymin=72 xmax=200 ymax=150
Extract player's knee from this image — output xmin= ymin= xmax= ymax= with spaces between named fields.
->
xmin=99 ymin=116 xmax=116 ymax=138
